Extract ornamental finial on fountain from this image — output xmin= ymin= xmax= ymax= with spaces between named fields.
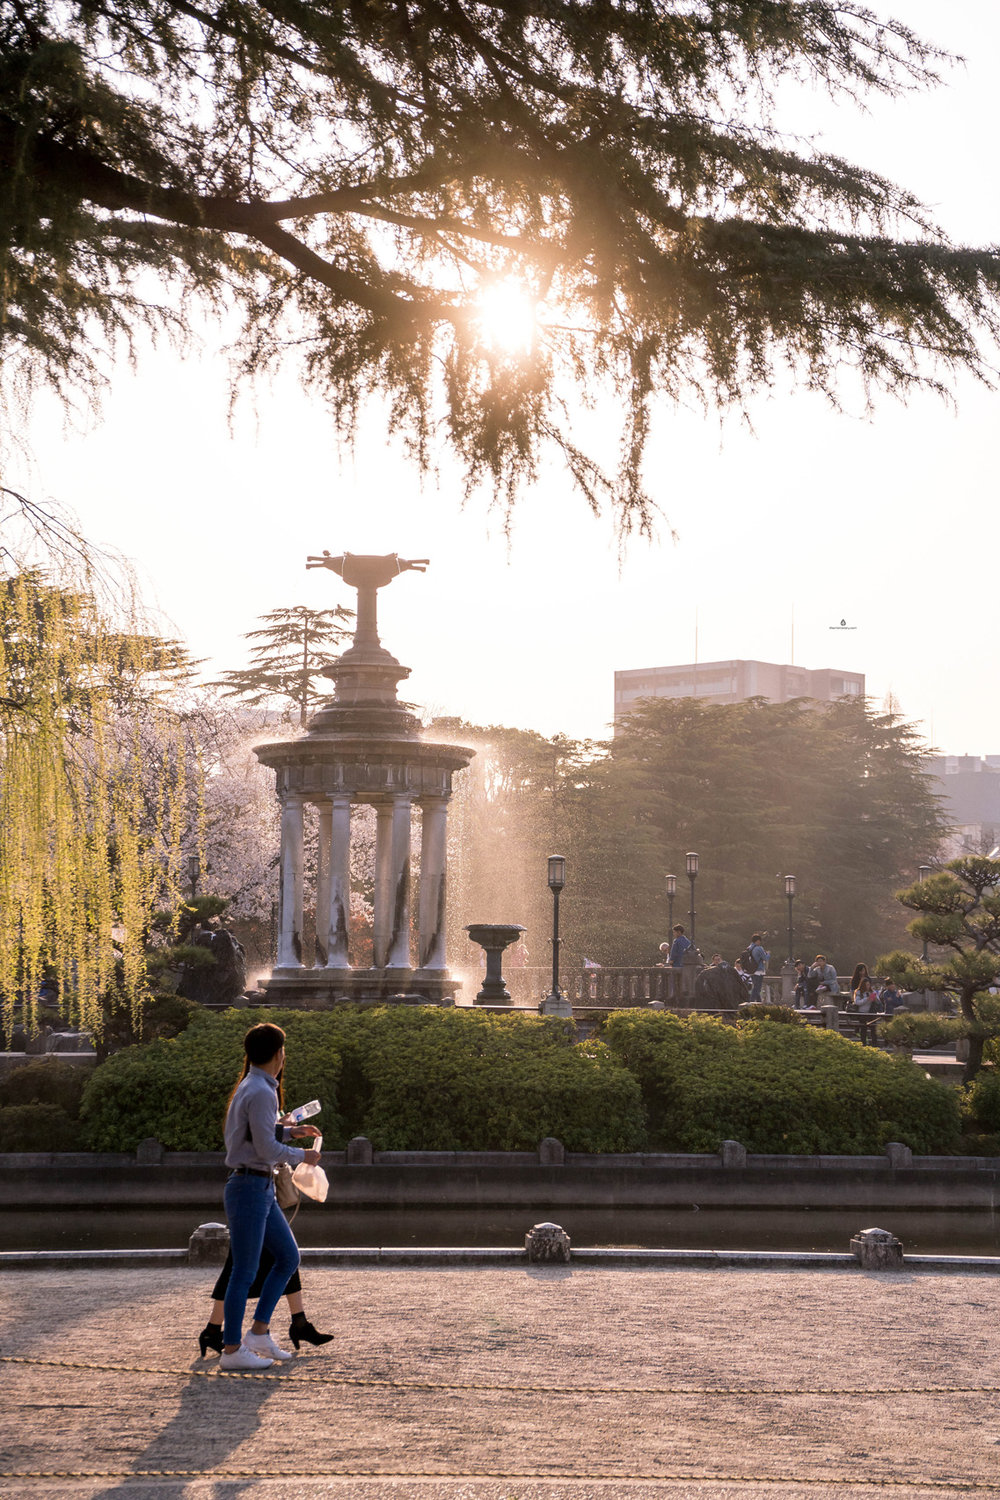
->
xmin=303 ymin=551 xmax=430 ymax=737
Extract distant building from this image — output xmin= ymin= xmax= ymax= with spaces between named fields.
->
xmin=614 ymin=659 xmax=865 ymax=725
xmin=926 ymin=755 xmax=1000 ymax=857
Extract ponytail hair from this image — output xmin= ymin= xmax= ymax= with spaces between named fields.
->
xmin=224 ymin=1023 xmax=287 ymax=1125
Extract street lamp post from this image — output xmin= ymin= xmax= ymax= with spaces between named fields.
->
xmin=541 ymin=855 xmax=571 ymax=1016
xmin=686 ymin=852 xmax=699 ymax=946
xmin=919 ymin=864 xmax=931 ymax=964
xmin=784 ymin=875 xmax=796 ymax=964
xmin=665 ymin=874 xmax=676 ymax=935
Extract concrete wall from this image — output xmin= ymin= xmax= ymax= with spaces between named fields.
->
xmin=2 ymin=1143 xmax=998 ymax=1212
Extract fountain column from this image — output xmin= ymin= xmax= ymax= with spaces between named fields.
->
xmin=418 ymin=798 xmax=449 ymax=970
xmin=256 ymin=551 xmax=475 ymax=1006
xmin=276 ymin=792 xmax=305 ymax=968
xmin=326 ymin=792 xmax=352 ymax=968
xmin=386 ymin=793 xmax=412 ymax=969
xmin=315 ymin=800 xmax=332 ymax=965
xmin=373 ymin=803 xmax=394 ymax=968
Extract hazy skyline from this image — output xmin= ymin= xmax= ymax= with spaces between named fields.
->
xmin=8 ymin=3 xmax=999 ymax=753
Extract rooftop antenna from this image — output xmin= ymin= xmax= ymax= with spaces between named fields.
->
xmin=693 ymin=606 xmax=699 ymax=699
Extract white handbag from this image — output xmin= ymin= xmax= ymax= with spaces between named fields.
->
xmin=291 ymin=1134 xmax=329 ymax=1203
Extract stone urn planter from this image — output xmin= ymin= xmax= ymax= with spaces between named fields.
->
xmin=464 ymin=924 xmax=527 ymax=1004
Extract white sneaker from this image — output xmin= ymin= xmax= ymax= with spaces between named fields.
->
xmin=243 ymin=1330 xmax=295 ymax=1362
xmin=219 ymin=1345 xmax=274 ymax=1371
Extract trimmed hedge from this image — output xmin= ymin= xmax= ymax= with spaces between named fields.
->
xmin=79 ymin=1005 xmax=645 ymax=1153
xmin=966 ymin=1071 xmax=1000 ymax=1134
xmin=0 ymin=1059 xmax=90 ymax=1114
xmin=601 ymin=1010 xmax=961 ymax=1154
xmin=336 ymin=1007 xmax=644 ymax=1151
xmin=75 ymin=1005 xmax=964 ymax=1156
xmin=0 ymin=1103 xmax=80 ymax=1151
xmin=880 ymin=1013 xmax=966 ymax=1051
xmin=80 ymin=1009 xmax=344 ymax=1152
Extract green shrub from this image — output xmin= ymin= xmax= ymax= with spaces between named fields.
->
xmin=956 ymin=1132 xmax=1000 ymax=1157
xmin=602 ymin=1010 xmax=960 ymax=1154
xmin=80 ymin=1009 xmax=344 ymax=1151
xmin=965 ymin=1071 xmax=1000 ymax=1133
xmin=0 ymin=1103 xmax=81 ymax=1151
xmin=0 ymin=1059 xmax=90 ymax=1115
xmin=78 ymin=1005 xmax=644 ymax=1153
xmin=880 ymin=1013 xmax=966 ymax=1051
xmin=735 ymin=1004 xmax=801 ymax=1025
xmin=337 ymin=1007 xmax=644 ymax=1151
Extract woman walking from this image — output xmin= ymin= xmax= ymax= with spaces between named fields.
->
xmin=221 ymin=1022 xmax=322 ymax=1371
xmin=198 ymin=1248 xmax=333 ymax=1358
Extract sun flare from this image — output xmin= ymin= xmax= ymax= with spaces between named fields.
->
xmin=474 ymin=279 xmax=538 ymax=355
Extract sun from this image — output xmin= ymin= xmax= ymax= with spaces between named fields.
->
xmin=474 ymin=278 xmax=538 ymax=356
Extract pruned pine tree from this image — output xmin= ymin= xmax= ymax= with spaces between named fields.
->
xmin=4 ymin=4 xmax=1000 ymax=523
xmin=880 ymin=859 xmax=1000 ymax=1083
xmin=214 ymin=605 xmax=354 ymax=727
xmin=0 ymin=566 xmax=199 ymax=1039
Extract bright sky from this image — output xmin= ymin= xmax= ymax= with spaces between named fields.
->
xmin=8 ymin=2 xmax=1000 ymax=753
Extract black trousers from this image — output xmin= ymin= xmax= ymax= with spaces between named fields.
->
xmin=211 ymin=1245 xmax=302 ymax=1302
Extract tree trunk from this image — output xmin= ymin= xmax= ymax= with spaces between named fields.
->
xmin=960 ymin=993 xmax=983 ymax=1084
xmin=962 ymin=1032 xmax=984 ymax=1085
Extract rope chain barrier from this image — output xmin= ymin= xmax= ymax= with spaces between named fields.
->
xmin=2 ymin=1351 xmax=999 ymax=1397
xmin=2 ymin=1466 xmax=1000 ymax=1492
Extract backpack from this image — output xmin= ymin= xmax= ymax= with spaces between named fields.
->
xmin=738 ymin=943 xmax=768 ymax=974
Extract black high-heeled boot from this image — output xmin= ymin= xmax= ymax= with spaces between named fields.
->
xmin=288 ymin=1315 xmax=334 ymax=1349
xmin=198 ymin=1321 xmax=224 ymax=1357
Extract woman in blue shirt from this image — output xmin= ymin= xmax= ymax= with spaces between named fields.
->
xmin=221 ymin=1022 xmax=322 ymax=1370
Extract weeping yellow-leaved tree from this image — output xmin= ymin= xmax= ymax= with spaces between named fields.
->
xmin=0 ymin=547 xmax=196 ymax=1040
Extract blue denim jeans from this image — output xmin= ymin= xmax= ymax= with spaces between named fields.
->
xmin=222 ymin=1172 xmax=301 ymax=1346
xmin=751 ymin=973 xmax=764 ymax=1002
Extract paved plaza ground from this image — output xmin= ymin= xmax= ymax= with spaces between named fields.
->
xmin=1 ymin=1263 xmax=999 ymax=1499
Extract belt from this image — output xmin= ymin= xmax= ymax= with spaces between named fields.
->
xmin=229 ymin=1166 xmax=273 ymax=1179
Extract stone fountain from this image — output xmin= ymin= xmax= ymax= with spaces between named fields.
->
xmin=254 ymin=552 xmax=475 ymax=1006
xmin=464 ymin=924 xmax=527 ymax=1005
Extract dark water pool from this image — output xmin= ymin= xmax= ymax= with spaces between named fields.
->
xmin=5 ymin=1205 xmax=1000 ymax=1256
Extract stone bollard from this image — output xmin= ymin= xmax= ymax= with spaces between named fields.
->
xmin=820 ymin=1003 xmax=840 ymax=1031
xmin=538 ymin=1137 xmax=565 ymax=1166
xmin=136 ymin=1137 xmax=164 ymax=1165
xmin=719 ymin=1140 xmax=747 ymax=1168
xmin=885 ymin=1142 xmax=913 ymax=1169
xmin=525 ymin=1222 xmax=571 ymax=1263
xmin=189 ymin=1222 xmax=230 ymax=1265
xmin=850 ymin=1227 xmax=904 ymax=1271
xmin=346 ymin=1136 xmax=373 ymax=1165
xmin=25 ymin=1026 xmax=51 ymax=1055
